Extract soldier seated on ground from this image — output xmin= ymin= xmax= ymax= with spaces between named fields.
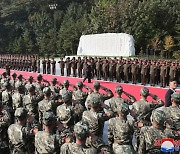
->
xmin=60 ymin=121 xmax=97 ymax=154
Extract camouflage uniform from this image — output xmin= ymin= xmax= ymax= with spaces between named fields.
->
xmin=59 ymin=80 xmax=72 ymax=96
xmin=108 ymin=103 xmax=135 ymax=154
xmin=0 ymin=102 xmax=11 ymax=153
xmin=8 ymin=108 xmax=34 ymax=154
xmin=60 ymin=121 xmax=97 ymax=154
xmin=138 ymin=110 xmax=175 ymax=154
xmin=35 ymin=112 xmax=60 ymax=154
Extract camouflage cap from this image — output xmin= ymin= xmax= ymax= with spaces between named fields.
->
xmin=62 ymin=92 xmax=72 ymax=103
xmin=76 ymin=81 xmax=83 ymax=88
xmin=28 ymin=76 xmax=33 ymax=81
xmin=43 ymin=112 xmax=56 ymax=125
xmin=93 ymin=81 xmax=100 ymax=89
xmin=89 ymin=96 xmax=101 ymax=108
xmin=57 ymin=105 xmax=71 ymax=124
xmin=15 ymin=108 xmax=28 ymax=119
xmin=115 ymin=85 xmax=123 ymax=94
xmin=17 ymin=74 xmax=23 ymax=79
xmin=63 ymin=80 xmax=69 ymax=86
xmin=43 ymin=87 xmax=51 ymax=95
xmin=12 ymin=72 xmax=17 ymax=77
xmin=140 ymin=87 xmax=149 ymax=97
xmin=28 ymin=85 xmax=36 ymax=92
xmin=152 ymin=110 xmax=165 ymax=125
xmin=74 ymin=121 xmax=89 ymax=140
xmin=51 ymin=78 xmax=57 ymax=83
xmin=171 ymin=92 xmax=180 ymax=104
xmin=116 ymin=102 xmax=129 ymax=115
xmin=37 ymin=74 xmax=43 ymax=79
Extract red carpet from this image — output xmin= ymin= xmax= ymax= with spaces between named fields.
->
xmin=1 ymin=69 xmax=179 ymax=102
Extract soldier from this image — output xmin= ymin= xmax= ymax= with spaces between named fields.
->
xmin=35 ymin=112 xmax=60 ymax=154
xmin=138 ymin=110 xmax=175 ymax=154
xmin=8 ymin=108 xmax=37 ymax=153
xmin=85 ymin=81 xmax=113 ymax=110
xmin=96 ymin=58 xmax=102 ymax=80
xmin=59 ymin=80 xmax=72 ymax=96
xmin=65 ymin=57 xmax=71 ymax=76
xmin=141 ymin=61 xmax=148 ymax=85
xmin=163 ymin=92 xmax=180 ymax=133
xmin=34 ymin=74 xmax=45 ymax=93
xmin=51 ymin=57 xmax=56 ymax=75
xmin=83 ymin=62 xmax=92 ymax=83
xmin=1 ymin=72 xmax=8 ymax=88
xmin=150 ymin=61 xmax=157 ymax=86
xmin=102 ymin=60 xmax=109 ymax=81
xmin=77 ymin=57 xmax=83 ymax=78
xmin=15 ymin=74 xmax=25 ymax=90
xmin=169 ymin=62 xmax=177 ymax=81
xmin=50 ymin=78 xmax=60 ymax=94
xmin=109 ymin=59 xmax=115 ymax=81
xmin=10 ymin=73 xmax=17 ymax=91
xmin=131 ymin=60 xmax=138 ymax=84
xmin=123 ymin=60 xmax=130 ymax=83
xmin=56 ymin=104 xmax=75 ymax=145
xmin=37 ymin=57 xmax=41 ymax=73
xmin=160 ymin=62 xmax=168 ymax=87
xmin=116 ymin=60 xmax=123 ymax=82
xmin=131 ymin=87 xmax=164 ymax=150
xmin=38 ymin=87 xmax=53 ymax=126
xmin=90 ymin=58 xmax=96 ymax=78
xmin=12 ymin=85 xmax=25 ymax=111
xmin=0 ymin=101 xmax=11 ymax=153
xmin=58 ymin=57 xmax=65 ymax=76
xmin=71 ymin=57 xmax=77 ymax=77
xmin=25 ymin=76 xmax=34 ymax=92
xmin=110 ymin=86 xmax=136 ymax=115
xmin=60 ymin=121 xmax=97 ymax=154
xmin=46 ymin=57 xmax=51 ymax=74
xmin=42 ymin=57 xmax=46 ymax=74
xmin=108 ymin=103 xmax=135 ymax=154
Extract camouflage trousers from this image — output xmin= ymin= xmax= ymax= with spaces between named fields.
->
xmin=113 ymin=143 xmax=135 ymax=154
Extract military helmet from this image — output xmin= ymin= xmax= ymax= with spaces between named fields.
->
xmin=43 ymin=87 xmax=51 ymax=95
xmin=51 ymin=78 xmax=57 ymax=83
xmin=63 ymin=80 xmax=69 ymax=86
xmin=62 ymin=92 xmax=72 ymax=103
xmin=93 ymin=81 xmax=100 ymax=89
xmin=89 ymin=96 xmax=101 ymax=108
xmin=116 ymin=102 xmax=129 ymax=115
xmin=28 ymin=76 xmax=33 ymax=81
xmin=140 ymin=87 xmax=149 ymax=97
xmin=76 ymin=81 xmax=83 ymax=88
xmin=28 ymin=85 xmax=36 ymax=92
xmin=74 ymin=121 xmax=89 ymax=140
xmin=15 ymin=108 xmax=28 ymax=119
xmin=152 ymin=110 xmax=165 ymax=125
xmin=12 ymin=72 xmax=17 ymax=77
xmin=115 ymin=85 xmax=123 ymax=94
xmin=171 ymin=92 xmax=180 ymax=104
xmin=57 ymin=105 xmax=71 ymax=124
xmin=17 ymin=74 xmax=23 ymax=79
xmin=43 ymin=112 xmax=56 ymax=125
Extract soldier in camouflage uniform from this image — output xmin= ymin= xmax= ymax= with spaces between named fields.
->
xmin=108 ymin=102 xmax=135 ymax=154
xmin=163 ymin=92 xmax=180 ymax=134
xmin=110 ymin=85 xmax=136 ymax=115
xmin=25 ymin=76 xmax=34 ymax=93
xmin=12 ymin=85 xmax=25 ymax=111
xmin=59 ymin=80 xmax=72 ymax=96
xmin=60 ymin=121 xmax=97 ymax=154
xmin=56 ymin=104 xmax=75 ymax=145
xmin=34 ymin=74 xmax=44 ymax=93
xmin=8 ymin=108 xmax=37 ymax=154
xmin=35 ymin=112 xmax=60 ymax=154
xmin=15 ymin=74 xmax=26 ymax=90
xmin=138 ymin=110 xmax=175 ymax=154
xmin=1 ymin=72 xmax=8 ymax=88
xmin=0 ymin=101 xmax=11 ymax=153
xmin=85 ymin=81 xmax=113 ymax=110
xmin=49 ymin=78 xmax=60 ymax=94
xmin=10 ymin=73 xmax=17 ymax=91
xmin=131 ymin=87 xmax=164 ymax=151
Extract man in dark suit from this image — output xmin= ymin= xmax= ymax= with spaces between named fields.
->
xmin=83 ymin=62 xmax=92 ymax=83
xmin=165 ymin=79 xmax=177 ymax=107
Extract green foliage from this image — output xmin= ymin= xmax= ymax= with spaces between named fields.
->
xmin=173 ymin=50 xmax=180 ymax=60
xmin=0 ymin=0 xmax=179 ymax=55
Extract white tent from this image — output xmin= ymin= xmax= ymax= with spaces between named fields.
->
xmin=77 ymin=33 xmax=135 ymax=57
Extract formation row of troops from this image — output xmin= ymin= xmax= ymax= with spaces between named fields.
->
xmin=0 ymin=71 xmax=179 ymax=153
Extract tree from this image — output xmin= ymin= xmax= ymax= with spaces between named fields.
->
xmin=164 ymin=35 xmax=175 ymax=58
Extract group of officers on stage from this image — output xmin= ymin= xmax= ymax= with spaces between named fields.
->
xmin=0 ymin=54 xmax=180 ymax=87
